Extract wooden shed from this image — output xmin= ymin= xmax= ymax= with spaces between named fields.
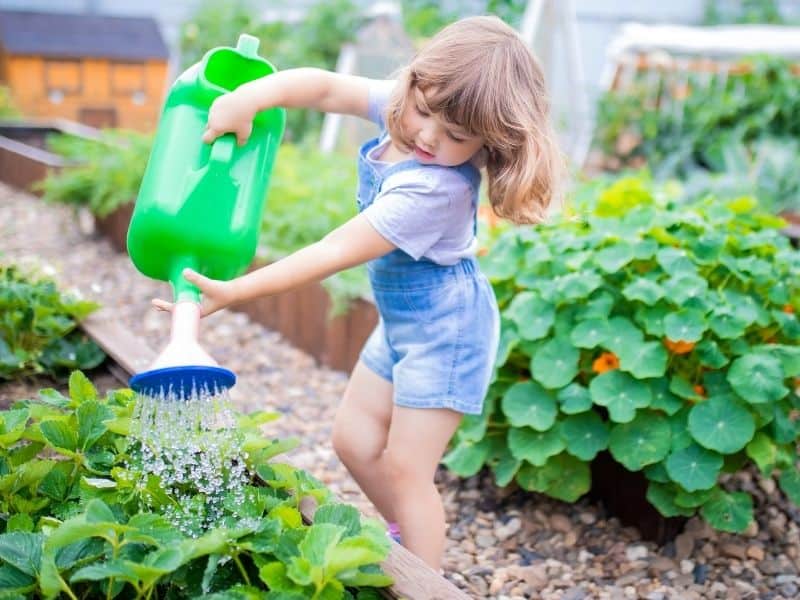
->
xmin=0 ymin=10 xmax=169 ymax=131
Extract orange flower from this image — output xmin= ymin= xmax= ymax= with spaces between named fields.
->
xmin=663 ymin=338 xmax=695 ymax=355
xmin=783 ymin=304 xmax=795 ymax=314
xmin=592 ymin=352 xmax=620 ymax=374
xmin=693 ymin=384 xmax=706 ymax=398
xmin=477 ymin=246 xmax=489 ymax=257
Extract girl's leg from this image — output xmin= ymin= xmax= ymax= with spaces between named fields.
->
xmin=383 ymin=406 xmax=463 ymax=570
xmin=331 ymin=360 xmax=397 ymax=521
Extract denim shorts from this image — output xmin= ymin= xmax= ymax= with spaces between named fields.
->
xmin=360 ymin=256 xmax=500 ymax=415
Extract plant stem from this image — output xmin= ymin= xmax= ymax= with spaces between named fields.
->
xmin=233 ymin=554 xmax=251 ymax=586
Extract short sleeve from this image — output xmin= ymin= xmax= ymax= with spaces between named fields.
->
xmin=367 ymin=79 xmax=396 ymax=128
xmin=362 ymin=168 xmax=471 ymax=261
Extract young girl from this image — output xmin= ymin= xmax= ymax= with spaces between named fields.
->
xmin=154 ymin=16 xmax=562 ymax=570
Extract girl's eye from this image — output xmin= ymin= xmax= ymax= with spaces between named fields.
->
xmin=414 ymin=104 xmax=430 ymax=117
xmin=447 ymin=132 xmax=466 ymax=143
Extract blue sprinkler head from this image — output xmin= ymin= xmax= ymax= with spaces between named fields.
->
xmin=129 ymin=365 xmax=236 ymax=400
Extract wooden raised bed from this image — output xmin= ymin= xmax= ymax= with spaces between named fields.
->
xmin=0 ymin=118 xmax=100 ymax=195
xmin=81 ymin=310 xmax=468 ymax=600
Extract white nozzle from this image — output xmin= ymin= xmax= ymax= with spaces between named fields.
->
xmin=149 ymin=302 xmax=218 ymax=370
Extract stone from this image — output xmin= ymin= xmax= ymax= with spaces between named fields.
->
xmin=720 ymin=543 xmax=747 ymax=560
xmin=674 ymin=532 xmax=695 ymax=560
xmin=550 ymin=513 xmax=572 ymax=533
xmin=746 ymin=544 xmax=765 ymax=561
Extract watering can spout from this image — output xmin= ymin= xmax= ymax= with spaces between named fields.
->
xmin=129 ymin=302 xmax=236 ymax=398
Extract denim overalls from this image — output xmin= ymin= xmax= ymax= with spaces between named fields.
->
xmin=356 ymin=136 xmax=500 ymax=415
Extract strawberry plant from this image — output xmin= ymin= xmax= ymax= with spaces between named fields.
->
xmin=0 ymin=265 xmax=103 ymax=380
xmin=445 ymin=175 xmax=800 ymax=532
xmin=0 ymin=371 xmax=391 ymax=599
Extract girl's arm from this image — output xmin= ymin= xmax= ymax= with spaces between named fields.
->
xmin=153 ymin=214 xmax=395 ymax=316
xmin=204 ymin=68 xmax=374 ymax=144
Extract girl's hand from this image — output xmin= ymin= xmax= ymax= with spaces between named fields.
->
xmin=152 ymin=269 xmax=239 ymax=317
xmin=202 ymin=91 xmax=257 ymax=146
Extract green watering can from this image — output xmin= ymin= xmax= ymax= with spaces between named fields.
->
xmin=127 ymin=34 xmax=285 ymax=398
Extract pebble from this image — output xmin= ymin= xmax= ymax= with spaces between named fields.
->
xmin=4 ymin=183 xmax=800 ymax=598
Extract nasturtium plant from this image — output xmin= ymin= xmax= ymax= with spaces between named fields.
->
xmin=445 ymin=175 xmax=800 ymax=533
xmin=0 ymin=265 xmax=104 ymax=380
xmin=0 ymin=372 xmax=391 ymax=599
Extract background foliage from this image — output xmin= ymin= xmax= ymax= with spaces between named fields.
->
xmin=594 ymin=56 xmax=800 ymax=214
xmin=0 ymin=265 xmax=103 ymax=380
xmin=180 ymin=0 xmax=362 ymax=143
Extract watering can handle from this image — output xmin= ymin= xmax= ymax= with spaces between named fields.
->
xmin=209 ymin=134 xmax=236 ymax=168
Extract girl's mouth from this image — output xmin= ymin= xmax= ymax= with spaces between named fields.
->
xmin=414 ymin=145 xmax=435 ymax=160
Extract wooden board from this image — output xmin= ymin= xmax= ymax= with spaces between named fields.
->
xmin=80 ymin=312 xmax=470 ymax=600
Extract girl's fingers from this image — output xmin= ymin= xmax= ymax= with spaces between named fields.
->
xmin=182 ymin=268 xmax=211 ymax=287
xmin=152 ymin=298 xmax=173 ymax=312
xmin=202 ymin=127 xmax=219 ymax=143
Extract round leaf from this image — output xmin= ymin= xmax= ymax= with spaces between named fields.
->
xmin=688 ymin=396 xmax=755 ymax=454
xmin=508 ymin=426 xmax=564 ymax=466
xmin=727 ymin=353 xmax=788 ymax=404
xmin=608 ymin=411 xmax=671 ymax=470
xmin=561 ymin=411 xmax=609 ymax=460
xmin=506 ymin=292 xmax=555 ymax=341
xmin=531 ymin=338 xmax=580 ymax=389
xmin=590 ymin=371 xmax=652 ymax=423
xmin=501 ymin=381 xmax=557 ymax=431
xmin=700 ymin=490 xmax=753 ymax=533
xmin=665 ymin=443 xmax=723 ymax=491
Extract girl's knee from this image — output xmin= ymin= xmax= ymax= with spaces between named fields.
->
xmin=383 ymin=450 xmax=429 ymax=487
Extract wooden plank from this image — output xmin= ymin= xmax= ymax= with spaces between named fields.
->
xmin=79 ymin=312 xmax=469 ymax=600
xmin=81 ymin=310 xmax=156 ymax=375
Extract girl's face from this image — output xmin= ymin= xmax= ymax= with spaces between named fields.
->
xmin=400 ymin=86 xmax=485 ymax=167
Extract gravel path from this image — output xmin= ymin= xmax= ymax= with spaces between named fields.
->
xmin=3 ymin=183 xmax=800 ymax=599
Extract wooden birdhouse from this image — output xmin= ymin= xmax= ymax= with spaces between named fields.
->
xmin=0 ymin=10 xmax=169 ymax=131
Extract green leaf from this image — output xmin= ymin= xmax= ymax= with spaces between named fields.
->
xmin=507 ymin=426 xmax=564 ymax=466
xmin=622 ymin=278 xmax=664 ymax=305
xmin=327 ymin=537 xmax=386 ymax=576
xmin=531 ymin=338 xmax=579 ymax=389
xmin=313 ymin=504 xmax=360 ymax=538
xmin=618 ymin=340 xmax=668 ymax=379
xmin=688 ymin=396 xmax=755 ymax=454
xmin=727 ymin=353 xmax=788 ymax=404
xmin=746 ymin=432 xmax=778 ymax=475
xmin=590 ymin=371 xmax=652 ymax=423
xmin=665 ymin=443 xmax=723 ymax=491
xmin=501 ymin=381 xmax=557 ymax=430
xmin=646 ymin=481 xmax=694 ymax=518
xmin=39 ymin=420 xmax=78 ymax=452
xmin=68 ymin=371 xmax=97 ymax=403
xmin=506 ymin=292 xmax=555 ymax=340
xmin=516 ymin=453 xmax=590 ymax=502
xmin=603 ymin=317 xmax=644 ymax=356
xmin=695 ymin=338 xmax=729 ymax=369
xmin=663 ymin=309 xmax=707 ymax=343
xmin=570 ymin=319 xmax=611 ymax=349
xmin=76 ymin=400 xmax=113 ymax=450
xmin=557 ymin=383 xmax=592 ymax=414
xmin=700 ymin=490 xmax=753 ymax=533
xmin=608 ymin=411 xmax=671 ymax=470
xmin=0 ymin=563 xmax=36 ymax=593
xmin=779 ymin=467 xmax=800 ymax=506
xmin=560 ymin=411 xmax=609 ymax=460
xmin=649 ymin=378 xmax=683 ymax=416
xmin=0 ymin=533 xmax=42 ymax=576
xmin=594 ymin=241 xmax=635 ymax=272
xmin=442 ymin=437 xmax=491 ymax=477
